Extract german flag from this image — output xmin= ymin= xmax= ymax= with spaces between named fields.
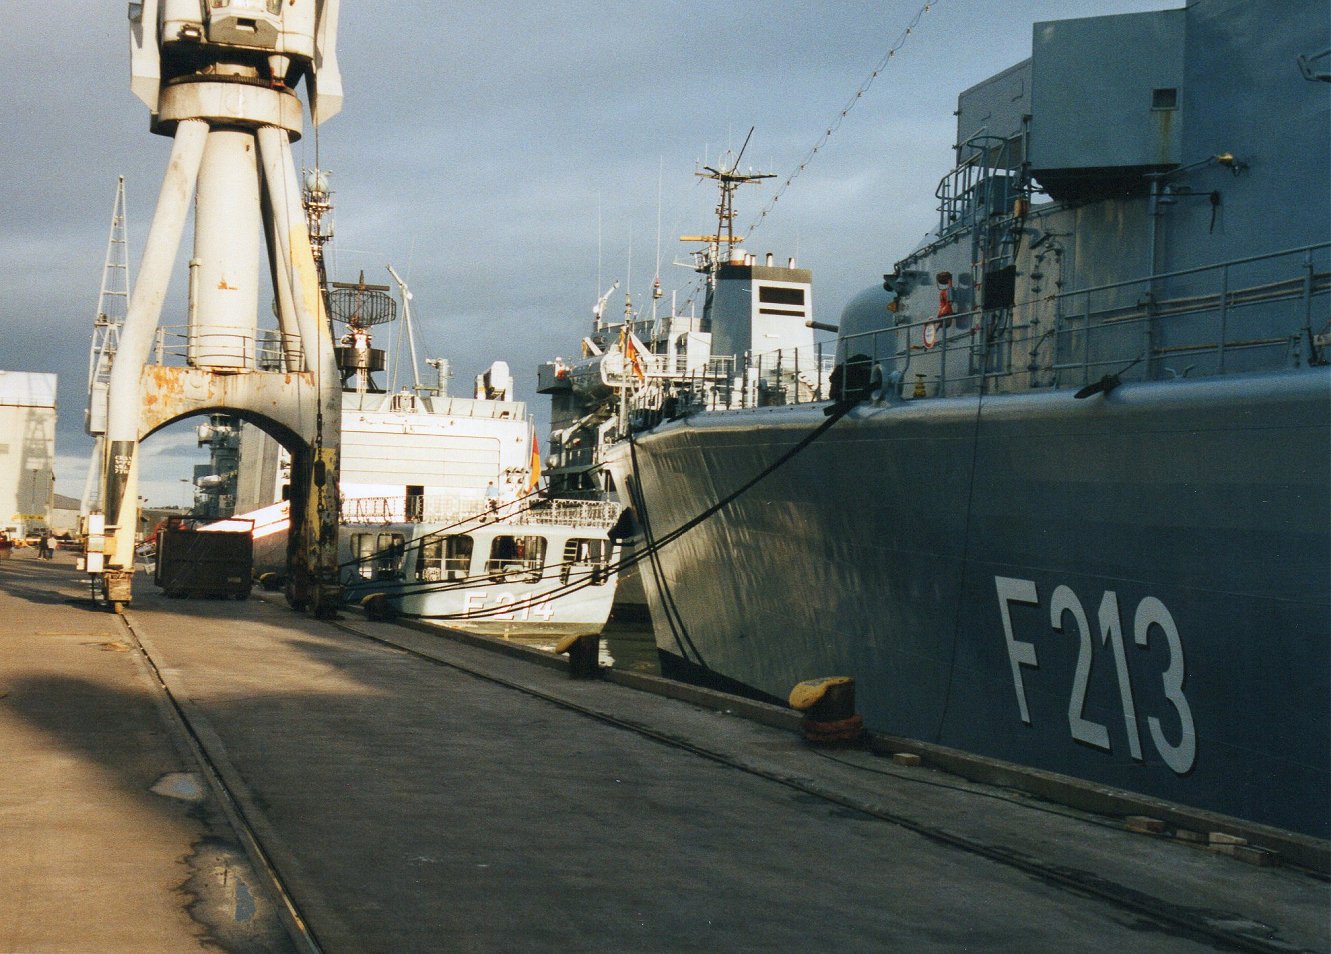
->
xmin=526 ymin=426 xmax=542 ymax=491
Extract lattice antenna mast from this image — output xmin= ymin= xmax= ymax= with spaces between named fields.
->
xmin=302 ymin=168 xmax=334 ymax=269
xmin=81 ymin=177 xmax=131 ymax=513
xmin=685 ymin=129 xmax=773 ymax=281
xmin=87 ymin=176 xmax=130 ymax=431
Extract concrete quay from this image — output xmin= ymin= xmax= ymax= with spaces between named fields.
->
xmin=1 ymin=550 xmax=1328 ymax=953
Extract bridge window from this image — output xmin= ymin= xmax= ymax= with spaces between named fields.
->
xmin=758 ymin=285 xmax=805 ymax=306
xmin=417 ymin=533 xmax=474 ymax=582
xmin=757 ymin=284 xmax=807 ymax=317
xmin=486 ymin=534 xmax=547 ymax=583
xmin=561 ymin=538 xmax=610 ymax=585
xmin=350 ymin=531 xmax=406 ymax=581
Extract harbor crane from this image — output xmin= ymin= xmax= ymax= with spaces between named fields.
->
xmin=92 ymin=0 xmax=345 ymax=614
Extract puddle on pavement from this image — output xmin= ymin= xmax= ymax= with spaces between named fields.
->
xmin=151 ymin=772 xmax=206 ymax=802
xmin=184 ymin=836 xmax=294 ymax=951
xmin=234 ymin=880 xmax=256 ymax=923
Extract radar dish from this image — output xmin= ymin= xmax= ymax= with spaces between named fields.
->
xmin=327 ymin=280 xmax=397 ymax=329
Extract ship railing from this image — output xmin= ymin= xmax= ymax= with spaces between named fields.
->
xmin=836 ymin=240 xmax=1330 ymax=398
xmin=147 ymin=327 xmax=305 ymax=371
xmin=371 ymin=394 xmax=526 ymax=419
xmin=521 ymin=499 xmax=622 ymax=527
xmin=341 ymin=494 xmax=620 ymax=529
xmin=659 ymin=352 xmax=728 ymax=377
xmin=631 ymin=347 xmax=835 ymax=420
xmin=549 ymin=445 xmax=598 ymax=470
xmin=743 ymin=347 xmax=836 ymax=407
xmin=610 ymin=352 xmax=732 ymax=387
xmin=342 ymin=494 xmax=488 ymax=525
xmin=935 ymin=132 xmax=1026 ymax=238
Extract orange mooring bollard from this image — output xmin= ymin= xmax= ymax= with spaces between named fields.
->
xmin=788 ymin=676 xmax=864 ymax=745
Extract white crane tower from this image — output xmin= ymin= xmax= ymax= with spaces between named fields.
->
xmin=94 ymin=0 xmax=345 ymax=614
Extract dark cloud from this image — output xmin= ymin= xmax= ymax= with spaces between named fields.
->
xmin=2 ymin=1 xmax=1178 ymax=504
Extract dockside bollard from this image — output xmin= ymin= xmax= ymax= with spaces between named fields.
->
xmin=788 ymin=676 xmax=864 ymax=744
xmin=555 ymin=632 xmax=601 ymax=679
xmin=361 ymin=593 xmax=393 ymax=621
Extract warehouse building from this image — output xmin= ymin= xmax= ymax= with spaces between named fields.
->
xmin=0 ymin=371 xmax=57 ymax=538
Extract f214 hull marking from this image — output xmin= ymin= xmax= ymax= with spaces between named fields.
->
xmin=461 ymin=591 xmax=556 ymax=621
xmin=995 ymin=577 xmax=1197 ymax=775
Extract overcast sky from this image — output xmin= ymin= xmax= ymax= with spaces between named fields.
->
xmin=1 ymin=0 xmax=1177 ymax=506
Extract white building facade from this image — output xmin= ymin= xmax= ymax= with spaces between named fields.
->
xmin=0 ymin=371 xmax=57 ymax=537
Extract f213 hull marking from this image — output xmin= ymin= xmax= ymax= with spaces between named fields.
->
xmin=996 ymin=576 xmax=1196 ymax=775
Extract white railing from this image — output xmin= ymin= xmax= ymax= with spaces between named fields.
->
xmin=341 ymin=495 xmax=620 ymax=529
xmin=148 ymin=326 xmax=304 ymax=371
xmin=838 ymin=240 xmax=1330 ymax=398
xmin=630 ymin=344 xmax=835 ymax=422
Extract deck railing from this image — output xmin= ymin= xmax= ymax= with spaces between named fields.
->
xmin=629 ymin=345 xmax=835 ymax=424
xmin=625 ymin=241 xmax=1328 ymax=422
xmin=782 ymin=241 xmax=1328 ymax=405
xmin=147 ymin=327 xmax=303 ymax=371
xmin=340 ymin=495 xmax=620 ymax=529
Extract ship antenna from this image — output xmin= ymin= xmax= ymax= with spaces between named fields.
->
xmin=653 ymin=157 xmax=663 ymax=329
xmin=386 ymin=264 xmax=422 ymax=392
xmin=596 ymin=193 xmax=603 ymax=326
xmin=685 ymin=128 xmax=774 ymax=283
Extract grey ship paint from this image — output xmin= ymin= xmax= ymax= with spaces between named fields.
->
xmin=602 ymin=0 xmax=1330 ymax=838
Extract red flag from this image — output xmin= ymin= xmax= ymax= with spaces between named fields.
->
xmin=624 ymin=335 xmax=646 ymax=381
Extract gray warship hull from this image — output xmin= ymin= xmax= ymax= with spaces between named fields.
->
xmin=608 ymin=367 xmax=1330 ymax=838
xmin=584 ymin=0 xmax=1329 ymax=838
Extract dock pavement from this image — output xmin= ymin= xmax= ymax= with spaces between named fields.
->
xmin=1 ymin=548 xmax=1328 ymax=953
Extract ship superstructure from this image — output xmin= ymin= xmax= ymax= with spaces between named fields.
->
xmin=540 ymin=157 xmax=826 ymax=497
xmin=221 ymin=251 xmax=621 ymax=634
